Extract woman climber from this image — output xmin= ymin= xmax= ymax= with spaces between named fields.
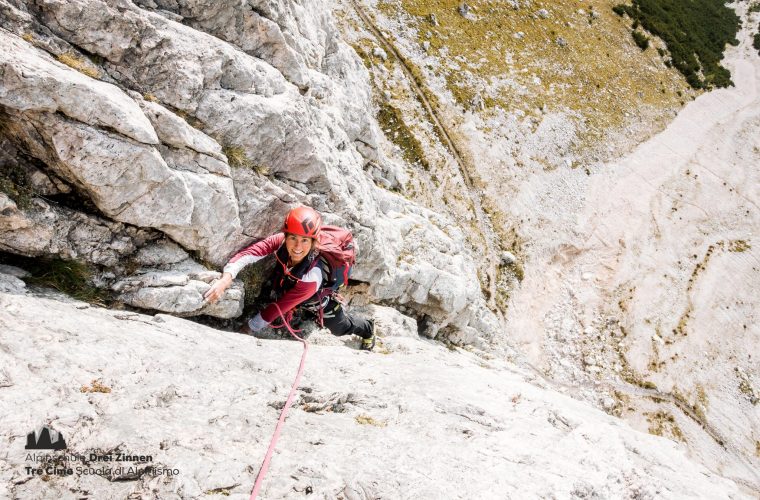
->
xmin=203 ymin=206 xmax=376 ymax=350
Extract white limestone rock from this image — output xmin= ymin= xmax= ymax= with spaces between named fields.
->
xmin=0 ymin=30 xmax=158 ymax=145
xmin=367 ymin=207 xmax=486 ymax=340
xmin=113 ymin=259 xmax=244 ymax=319
xmin=0 ymin=0 xmax=497 ymax=342
xmin=135 ymin=240 xmax=190 ymax=267
xmin=135 ymin=0 xmax=312 ymax=89
xmin=159 ymin=146 xmax=230 ymax=177
xmin=135 ymin=97 xmax=225 ymax=160
xmin=34 ymin=0 xmax=290 ymax=111
xmin=361 ymin=304 xmax=418 ymax=338
xmin=0 ymin=264 xmax=30 ymax=279
xmin=0 ymin=273 xmax=26 ymax=295
xmin=0 ymin=194 xmax=139 ymax=267
xmin=0 ymin=265 xmax=27 ymax=295
xmin=4 ymin=108 xmax=242 ymax=264
xmin=0 ymin=193 xmax=31 ymax=233
xmin=0 ymin=292 xmax=748 ymax=499
xmin=226 ymin=170 xmax=302 ymax=252
xmin=372 ymin=47 xmax=388 ymax=61
xmin=117 ymin=274 xmax=244 ymax=319
xmin=159 ymin=169 xmax=240 ymax=262
xmin=46 ymin=116 xmax=195 ymax=228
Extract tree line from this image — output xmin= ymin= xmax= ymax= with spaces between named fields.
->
xmin=613 ymin=0 xmax=740 ymax=89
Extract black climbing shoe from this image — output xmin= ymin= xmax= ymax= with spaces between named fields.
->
xmin=360 ymin=319 xmax=376 ymax=351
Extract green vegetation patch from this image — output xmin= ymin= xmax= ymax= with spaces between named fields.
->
xmin=377 ymin=101 xmax=431 ymax=171
xmin=355 ymin=414 xmax=387 ymax=427
xmin=0 ymin=163 xmax=36 ymax=210
xmin=678 ymin=242 xmax=719 ymax=336
xmin=616 ymin=338 xmax=658 ymax=390
xmin=728 ymin=239 xmax=751 ymax=252
xmin=205 ymin=486 xmax=234 ymax=496
xmin=56 ymin=52 xmax=101 ymax=79
xmin=350 ymin=41 xmax=438 ymax=173
xmin=80 ymin=379 xmax=112 ymax=393
xmin=673 ymin=387 xmax=708 ymax=421
xmin=631 ymin=30 xmax=649 ymax=50
xmin=24 ymin=258 xmax=109 ymax=304
xmin=613 ymin=0 xmax=740 ymax=89
xmin=237 ymin=255 xmax=276 ymax=318
xmin=736 ymin=369 xmax=758 ymax=405
xmin=222 ymin=145 xmax=269 ymax=175
xmin=385 ymin=0 xmax=690 ymax=157
xmin=645 ymin=410 xmax=685 ymax=441
xmin=695 ymin=384 xmax=710 ymax=417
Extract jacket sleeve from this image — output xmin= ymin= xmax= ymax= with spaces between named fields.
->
xmin=259 ymin=266 xmax=323 ymax=323
xmin=223 ymin=232 xmax=285 ymax=278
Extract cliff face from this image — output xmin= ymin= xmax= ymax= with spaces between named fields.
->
xmin=332 ymin=0 xmax=760 ymax=491
xmin=0 ymin=0 xmax=498 ymax=344
xmin=332 ymin=0 xmax=699 ymax=310
xmin=1 ymin=0 xmax=759 ymax=496
xmin=0 ymin=291 xmax=749 ymax=498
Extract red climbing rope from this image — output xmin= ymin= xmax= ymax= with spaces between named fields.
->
xmin=249 ymin=304 xmax=309 ymax=499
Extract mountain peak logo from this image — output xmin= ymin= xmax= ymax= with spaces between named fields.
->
xmin=25 ymin=426 xmax=67 ymax=450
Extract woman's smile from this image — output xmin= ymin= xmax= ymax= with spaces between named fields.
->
xmin=285 ymin=234 xmax=313 ymax=265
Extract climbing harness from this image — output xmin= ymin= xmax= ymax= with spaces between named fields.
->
xmin=249 ymin=303 xmax=309 ymax=499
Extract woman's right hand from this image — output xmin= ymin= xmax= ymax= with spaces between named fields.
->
xmin=203 ymin=273 xmax=233 ymax=304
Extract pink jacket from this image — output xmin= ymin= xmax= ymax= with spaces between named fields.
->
xmin=223 ymin=233 xmax=323 ymax=324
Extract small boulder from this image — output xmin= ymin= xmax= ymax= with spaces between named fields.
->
xmin=501 ymin=251 xmax=517 ymax=265
xmin=0 ymin=266 xmax=28 ymax=295
xmin=372 ymin=47 xmax=388 ymax=61
xmin=359 ymin=304 xmax=418 ymax=338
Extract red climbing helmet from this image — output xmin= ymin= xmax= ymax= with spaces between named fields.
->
xmin=282 ymin=206 xmax=322 ymax=238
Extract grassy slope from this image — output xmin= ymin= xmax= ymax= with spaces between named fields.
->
xmin=379 ymin=0 xmax=694 ymax=149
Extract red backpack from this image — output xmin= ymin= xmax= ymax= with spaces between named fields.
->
xmin=315 ymin=225 xmax=356 ymax=292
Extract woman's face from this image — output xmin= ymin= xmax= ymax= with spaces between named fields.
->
xmin=285 ymin=234 xmax=313 ymax=265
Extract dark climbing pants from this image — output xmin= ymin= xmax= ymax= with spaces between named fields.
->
xmin=256 ymin=281 xmax=372 ymax=339
xmin=310 ymin=298 xmax=373 ymax=339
